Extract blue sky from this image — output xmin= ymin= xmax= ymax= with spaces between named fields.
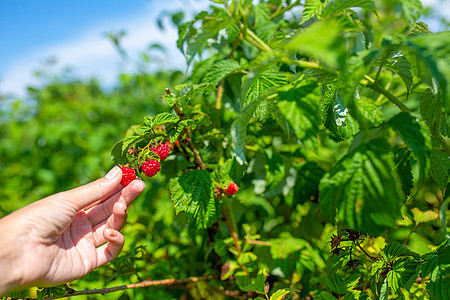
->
xmin=0 ymin=0 xmax=448 ymax=97
xmin=0 ymin=0 xmax=210 ymax=96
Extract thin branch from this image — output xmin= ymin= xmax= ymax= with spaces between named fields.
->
xmin=246 ymin=240 xmax=271 ymax=247
xmin=270 ymin=0 xmax=300 ymax=20
xmin=37 ymin=276 xmax=218 ymax=300
xmin=165 ymin=88 xmax=206 ymax=170
xmin=356 ymin=243 xmax=378 ymax=262
xmin=362 ymin=76 xmax=411 ymax=113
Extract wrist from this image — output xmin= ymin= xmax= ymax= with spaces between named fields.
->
xmin=0 ymin=214 xmax=27 ymax=296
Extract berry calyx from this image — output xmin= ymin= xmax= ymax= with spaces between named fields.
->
xmin=120 ymin=167 xmax=136 ymax=186
xmin=225 ymin=182 xmax=239 ymax=196
xmin=151 ymin=144 xmax=171 ymax=160
xmin=141 ymin=159 xmax=161 ymax=177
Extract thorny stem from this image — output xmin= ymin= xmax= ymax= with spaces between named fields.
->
xmin=356 ymin=243 xmax=377 ymax=262
xmin=34 ymin=276 xmax=217 ymax=300
xmin=165 ymin=88 xmax=206 ymax=170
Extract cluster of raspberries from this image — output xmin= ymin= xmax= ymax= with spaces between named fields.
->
xmin=119 ymin=143 xmax=171 ymax=186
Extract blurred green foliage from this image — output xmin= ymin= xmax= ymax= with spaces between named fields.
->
xmin=1 ymin=0 xmax=450 ymax=299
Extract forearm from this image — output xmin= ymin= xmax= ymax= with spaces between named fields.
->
xmin=0 ymin=214 xmax=27 ymax=296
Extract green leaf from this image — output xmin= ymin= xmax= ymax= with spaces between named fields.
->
xmin=301 ymin=0 xmax=324 ymax=24
xmin=143 ymin=112 xmax=180 ymax=129
xmin=203 ymin=59 xmax=240 ymax=86
xmin=253 ymin=4 xmax=277 ymax=42
xmin=382 ymin=241 xmax=420 ymax=262
xmin=269 ymin=232 xmax=309 ymax=259
xmin=407 ymin=21 xmax=432 ymax=37
xmin=320 ymin=85 xmax=359 ymax=141
xmin=169 ymin=170 xmax=219 ymax=229
xmin=289 ymin=19 xmax=345 ymax=68
xmin=163 ymin=94 xmax=178 ymax=107
xmin=420 ymin=89 xmax=449 ymax=138
xmin=241 ymin=69 xmax=287 ymax=120
xmin=231 ymin=95 xmax=267 ymax=164
xmin=398 ymin=0 xmax=423 ymax=24
xmin=404 ymin=31 xmax=450 ymax=111
xmin=111 ymin=140 xmax=127 ymax=165
xmin=235 ymin=269 xmax=268 ymax=294
xmin=421 ymin=241 xmax=450 ymax=300
xmin=315 ymin=291 xmax=337 ymax=300
xmin=319 ymin=139 xmax=404 ymax=235
xmin=430 ymin=150 xmax=450 ymax=192
xmin=270 ymin=289 xmax=292 ymax=300
xmin=394 ymin=148 xmax=413 ymax=197
xmin=322 ymin=0 xmax=378 ymax=18
xmin=386 ymin=258 xmax=419 ymax=293
xmin=411 ymin=207 xmax=438 ymax=224
xmin=440 ymin=198 xmax=450 ymax=243
xmin=383 ymin=54 xmax=413 ymax=97
xmin=221 ymin=260 xmax=240 ymax=280
xmin=388 ymin=112 xmax=431 ymax=182
xmin=278 ymin=80 xmax=320 ymax=147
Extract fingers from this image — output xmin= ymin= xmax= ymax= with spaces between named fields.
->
xmin=96 ymin=228 xmax=125 ymax=267
xmin=86 ymin=179 xmax=145 ymax=227
xmin=61 ymin=167 xmax=123 ymax=212
xmin=92 ymin=201 xmax=127 ymax=246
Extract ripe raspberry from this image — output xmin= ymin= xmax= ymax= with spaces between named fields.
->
xmin=151 ymin=144 xmax=171 ymax=160
xmin=120 ymin=167 xmax=136 ymax=186
xmin=141 ymin=159 xmax=161 ymax=177
xmin=225 ymin=182 xmax=239 ymax=196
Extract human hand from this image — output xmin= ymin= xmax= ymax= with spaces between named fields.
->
xmin=0 ymin=167 xmax=145 ymax=295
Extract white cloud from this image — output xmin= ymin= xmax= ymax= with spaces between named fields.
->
xmin=0 ymin=0 xmax=210 ymax=97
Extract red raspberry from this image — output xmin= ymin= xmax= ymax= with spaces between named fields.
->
xmin=141 ymin=159 xmax=161 ymax=177
xmin=151 ymin=144 xmax=171 ymax=160
xmin=225 ymin=182 xmax=239 ymax=196
xmin=120 ymin=167 xmax=136 ymax=186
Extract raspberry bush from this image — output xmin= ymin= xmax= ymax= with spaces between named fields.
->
xmin=3 ymin=0 xmax=449 ymax=299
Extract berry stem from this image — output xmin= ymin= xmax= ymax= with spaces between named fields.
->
xmin=165 ymin=88 xmax=206 ymax=170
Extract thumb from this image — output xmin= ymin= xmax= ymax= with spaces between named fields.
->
xmin=61 ymin=167 xmax=122 ymax=211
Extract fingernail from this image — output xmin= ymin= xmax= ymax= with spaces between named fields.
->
xmin=105 ymin=166 xmax=120 ymax=179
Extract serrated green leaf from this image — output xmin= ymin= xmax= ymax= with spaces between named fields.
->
xmin=407 ymin=21 xmax=432 ymax=37
xmin=404 ymin=32 xmax=450 ymax=111
xmin=163 ymin=94 xmax=178 ymax=107
xmin=386 ymin=258 xmax=419 ymax=293
xmin=384 ymin=54 xmax=413 ymax=96
xmin=322 ymin=0 xmax=378 ymax=18
xmin=203 ymin=60 xmax=240 ymax=86
xmin=388 ymin=112 xmax=431 ymax=182
xmin=231 ymin=95 xmax=267 ymax=165
xmin=319 ymin=139 xmax=404 ymax=235
xmin=420 ymin=89 xmax=449 ymax=138
xmin=253 ymin=4 xmax=277 ymax=42
xmin=169 ymin=170 xmax=219 ymax=229
xmin=301 ymin=0 xmax=324 ymax=24
xmin=144 ymin=112 xmax=180 ymax=129
xmin=226 ymin=23 xmax=240 ymax=43
xmin=315 ymin=291 xmax=337 ymax=300
xmin=241 ymin=69 xmax=287 ymax=120
xmin=270 ymin=288 xmax=292 ymax=300
xmin=235 ymin=269 xmax=268 ymax=294
xmin=440 ymin=198 xmax=450 ymax=243
xmin=382 ymin=241 xmax=420 ymax=261
xmin=421 ymin=242 xmax=450 ymax=300
xmin=394 ymin=148 xmax=413 ymax=197
xmin=430 ymin=150 xmax=450 ymax=192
